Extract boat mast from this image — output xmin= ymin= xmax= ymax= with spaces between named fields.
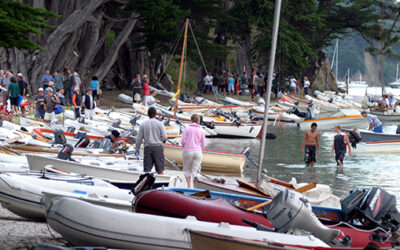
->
xmin=174 ymin=19 xmax=189 ymax=118
xmin=257 ymin=0 xmax=282 ymax=188
xmin=380 ymin=0 xmax=385 ymax=96
xmin=396 ymin=63 xmax=398 ymax=81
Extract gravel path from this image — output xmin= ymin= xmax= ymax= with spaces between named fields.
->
xmin=0 ymin=206 xmax=67 ymax=249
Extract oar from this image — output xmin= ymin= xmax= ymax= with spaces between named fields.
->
xmin=246 ymin=182 xmax=317 ymax=211
xmin=0 ymin=145 xmax=22 ymax=155
xmin=5 ymin=134 xmax=24 ymax=144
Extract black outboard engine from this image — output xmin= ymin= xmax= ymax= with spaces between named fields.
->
xmin=53 ymin=129 xmax=66 ymax=145
xmin=57 ymin=144 xmax=74 ymax=161
xmin=200 ymin=121 xmax=215 ymax=129
xmin=341 ymin=187 xmax=400 ymax=233
xmin=75 ymin=137 xmax=90 ymax=148
xmin=292 ymin=107 xmax=307 ymax=118
xmin=328 ymin=97 xmax=334 ymax=103
xmin=396 ymin=125 xmax=400 ymax=134
xmin=156 ymin=115 xmax=165 ymax=122
xmin=305 ymin=103 xmax=315 ymax=120
xmin=99 ymin=138 xmax=112 ymax=152
xmin=66 ymin=126 xmax=75 ymax=133
xmin=163 ymin=118 xmax=171 ymax=127
xmin=131 ymin=173 xmax=156 ymax=195
xmin=231 ymin=118 xmax=241 ymax=127
xmin=78 ymin=116 xmax=85 ymax=124
xmin=348 ymin=129 xmax=362 ymax=148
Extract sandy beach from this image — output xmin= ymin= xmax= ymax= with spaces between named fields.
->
xmin=0 ymin=206 xmax=66 ymax=249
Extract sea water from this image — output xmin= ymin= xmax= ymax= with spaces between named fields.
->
xmin=206 ymin=123 xmax=400 ymax=208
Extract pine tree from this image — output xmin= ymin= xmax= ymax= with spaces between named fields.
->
xmin=0 ymin=0 xmax=57 ymax=50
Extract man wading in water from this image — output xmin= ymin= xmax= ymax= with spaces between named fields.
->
xmin=331 ymin=125 xmax=352 ymax=170
xmin=301 ymin=122 xmax=320 ymax=167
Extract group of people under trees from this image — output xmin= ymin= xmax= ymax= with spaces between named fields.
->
xmin=131 ymin=73 xmax=158 ymax=108
xmin=203 ymin=71 xmax=312 ymax=100
xmin=0 ymin=68 xmax=101 ymax=124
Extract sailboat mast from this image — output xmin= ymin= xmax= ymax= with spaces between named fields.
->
xmin=396 ymin=63 xmax=399 ymax=80
xmin=380 ymin=0 xmax=385 ymax=96
xmin=335 ymin=39 xmax=338 ymax=79
xmin=174 ymin=19 xmax=189 ymax=118
xmin=257 ymin=0 xmax=282 ymax=188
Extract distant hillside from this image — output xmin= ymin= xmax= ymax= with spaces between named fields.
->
xmin=325 ymin=33 xmax=400 ymax=85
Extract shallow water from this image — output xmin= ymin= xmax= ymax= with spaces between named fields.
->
xmin=206 ymin=122 xmax=400 ymax=207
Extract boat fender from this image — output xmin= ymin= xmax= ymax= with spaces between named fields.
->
xmin=267 ymin=189 xmax=341 ymax=246
xmin=131 ymin=173 xmax=155 ymax=196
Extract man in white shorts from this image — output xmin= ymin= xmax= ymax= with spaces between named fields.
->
xmin=82 ymin=88 xmax=96 ymax=120
xmin=44 ymin=88 xmax=59 ymax=124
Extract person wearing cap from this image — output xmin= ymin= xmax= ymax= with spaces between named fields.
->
xmin=41 ymin=70 xmax=53 ymax=90
xmin=8 ymin=77 xmax=19 ymax=114
xmin=49 ymin=81 xmax=56 ymax=95
xmin=82 ymin=88 xmax=95 ymax=120
xmin=104 ymin=130 xmax=122 ymax=150
xmin=72 ymin=88 xmax=81 ymax=119
xmin=135 ymin=107 xmax=167 ymax=174
xmin=44 ymin=87 xmax=59 ymax=124
xmin=35 ymin=88 xmax=46 ymax=121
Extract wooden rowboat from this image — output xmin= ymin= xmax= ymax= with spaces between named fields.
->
xmin=163 ymin=143 xmax=246 ymax=176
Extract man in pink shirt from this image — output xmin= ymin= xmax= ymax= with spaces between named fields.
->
xmin=181 ymin=114 xmax=206 ymax=188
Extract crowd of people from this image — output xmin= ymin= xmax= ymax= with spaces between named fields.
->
xmin=203 ymin=71 xmax=311 ymax=100
xmin=0 ymin=68 xmax=101 ymax=124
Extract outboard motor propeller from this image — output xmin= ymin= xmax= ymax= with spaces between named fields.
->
xmin=267 ymin=189 xmax=341 ymax=246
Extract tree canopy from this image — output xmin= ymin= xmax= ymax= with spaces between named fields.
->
xmin=0 ymin=0 xmax=57 ymax=50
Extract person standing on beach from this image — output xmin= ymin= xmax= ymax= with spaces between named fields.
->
xmin=301 ymin=122 xmax=320 ymax=167
xmin=132 ymin=73 xmax=142 ymax=103
xmin=204 ymin=72 xmax=213 ymax=94
xmin=331 ymin=125 xmax=351 ymax=169
xmin=181 ymin=114 xmax=206 ymax=188
xmin=41 ymin=70 xmax=53 ymax=90
xmin=8 ymin=77 xmax=19 ymax=115
xmin=53 ymin=71 xmax=64 ymax=92
xmin=303 ymin=76 xmax=310 ymax=96
xmin=135 ymin=107 xmax=167 ymax=174
xmin=66 ymin=69 xmax=75 ymax=105
xmin=44 ymin=88 xmax=59 ymax=124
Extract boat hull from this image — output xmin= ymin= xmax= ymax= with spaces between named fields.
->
xmin=353 ymin=141 xmax=400 ymax=154
xmin=299 ymin=116 xmax=368 ymax=130
xmin=47 ymin=197 xmax=329 ymax=249
xmin=26 ymin=154 xmax=171 ymax=186
xmin=163 ymin=144 xmax=246 ymax=176
xmin=370 ymin=110 xmax=400 ymax=121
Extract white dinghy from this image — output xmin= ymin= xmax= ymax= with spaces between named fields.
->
xmin=46 ymin=197 xmax=329 ymax=250
xmin=0 ymin=172 xmax=132 ymax=221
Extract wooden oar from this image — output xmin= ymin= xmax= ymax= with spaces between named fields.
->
xmin=246 ymin=182 xmax=317 ymax=211
xmin=0 ymin=145 xmax=22 ymax=155
xmin=5 ymin=134 xmax=23 ymax=144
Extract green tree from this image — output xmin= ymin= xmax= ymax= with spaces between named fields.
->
xmin=0 ymin=0 xmax=57 ymax=50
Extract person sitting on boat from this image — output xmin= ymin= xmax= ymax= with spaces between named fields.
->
xmin=181 ymin=114 xmax=206 ymax=188
xmin=331 ymin=125 xmax=352 ymax=169
xmin=361 ymin=111 xmax=383 ymax=133
xmin=301 ymin=122 xmax=320 ymax=167
xmin=103 ymin=129 xmax=123 ymax=151
xmin=135 ymin=107 xmax=167 ymax=174
xmin=144 ymin=90 xmax=157 ymax=108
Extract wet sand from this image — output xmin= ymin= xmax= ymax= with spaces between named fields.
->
xmin=0 ymin=206 xmax=66 ymax=249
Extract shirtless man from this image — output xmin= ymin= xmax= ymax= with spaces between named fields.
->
xmin=301 ymin=122 xmax=320 ymax=167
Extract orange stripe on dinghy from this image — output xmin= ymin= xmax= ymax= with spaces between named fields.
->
xmin=299 ymin=115 xmax=362 ymax=123
xmin=33 ymin=128 xmax=129 ymax=142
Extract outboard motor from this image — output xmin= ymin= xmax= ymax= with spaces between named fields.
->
xmin=112 ymin=119 xmax=121 ymax=128
xmin=305 ymin=103 xmax=316 ymax=120
xmin=267 ymin=190 xmax=341 ymax=246
xmin=341 ymin=187 xmax=400 ymax=234
xmin=53 ymin=129 xmax=66 ymax=145
xmin=397 ymin=125 xmax=400 ymax=134
xmin=74 ymin=131 xmax=87 ymax=139
xmin=292 ymin=107 xmax=307 ymax=118
xmin=130 ymin=114 xmax=140 ymax=126
xmin=78 ymin=116 xmax=85 ymax=124
xmin=99 ymin=138 xmax=112 ymax=152
xmin=231 ymin=118 xmax=241 ymax=127
xmin=66 ymin=126 xmax=75 ymax=133
xmin=328 ymin=97 xmax=334 ymax=103
xmin=131 ymin=173 xmax=156 ymax=195
xmin=90 ymin=139 xmax=102 ymax=149
xmin=57 ymin=144 xmax=74 ymax=161
xmin=156 ymin=115 xmax=165 ymax=122
xmin=75 ymin=136 xmax=90 ymax=148
xmin=200 ymin=121 xmax=215 ymax=130
xmin=163 ymin=118 xmax=171 ymax=127
xmin=348 ymin=129 xmax=362 ymax=148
